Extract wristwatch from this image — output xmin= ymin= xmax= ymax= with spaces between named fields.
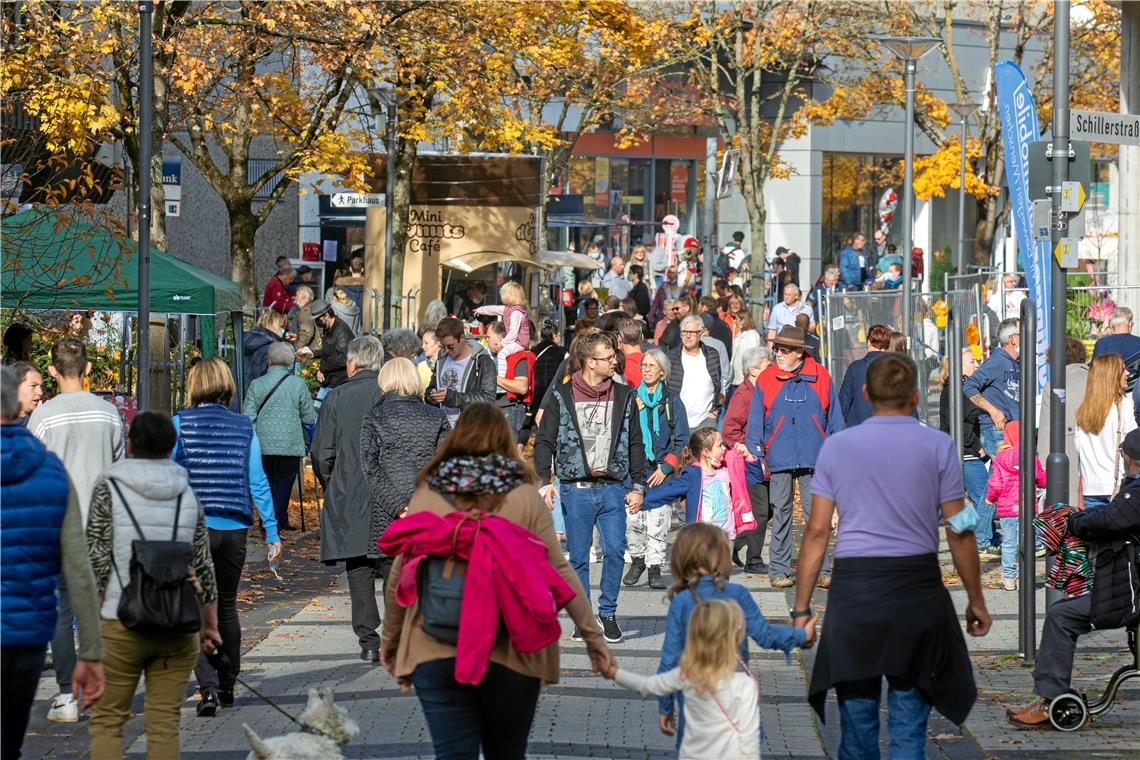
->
xmin=789 ymin=608 xmax=813 ymax=620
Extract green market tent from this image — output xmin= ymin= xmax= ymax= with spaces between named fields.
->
xmin=2 ymin=208 xmax=242 ymax=315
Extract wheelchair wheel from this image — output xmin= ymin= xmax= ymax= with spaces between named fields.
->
xmin=1048 ymin=692 xmax=1088 ymax=732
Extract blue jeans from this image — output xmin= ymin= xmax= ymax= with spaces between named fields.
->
xmin=963 ymin=458 xmax=997 ymax=547
xmin=979 ymin=422 xmax=1002 ymax=463
xmin=999 ymin=516 xmax=1020 ymax=579
xmin=411 ymin=658 xmax=541 ymax=760
xmin=560 ymin=482 xmax=627 ymax=617
xmin=1083 ymin=494 xmax=1110 ymax=509
xmin=551 ymin=477 xmax=565 ymax=534
xmin=837 ymin=677 xmax=932 ymax=760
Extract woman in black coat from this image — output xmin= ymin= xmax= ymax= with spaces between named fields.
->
xmin=360 ymin=358 xmax=451 ymax=581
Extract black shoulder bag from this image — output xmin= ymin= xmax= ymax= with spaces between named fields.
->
xmin=418 ymin=497 xmax=477 ymax=645
xmin=109 ymin=479 xmax=202 ymax=634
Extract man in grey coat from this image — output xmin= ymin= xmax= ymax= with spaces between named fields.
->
xmin=311 ymin=335 xmax=385 ymax=663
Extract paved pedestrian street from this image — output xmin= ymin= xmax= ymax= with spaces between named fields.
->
xmin=21 ymin=531 xmax=1139 ymax=759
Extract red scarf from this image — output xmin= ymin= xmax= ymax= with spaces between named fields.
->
xmin=570 ymin=371 xmax=614 ymax=403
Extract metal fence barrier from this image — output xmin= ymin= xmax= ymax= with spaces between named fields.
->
xmin=823 ymin=288 xmax=983 ymax=425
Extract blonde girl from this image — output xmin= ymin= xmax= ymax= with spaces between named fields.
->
xmin=475 ymin=281 xmax=531 ymax=376
xmin=603 ymin=599 xmax=761 ymax=759
xmin=628 ymin=524 xmax=812 ymax=751
xmin=644 ymin=428 xmax=740 ymax=538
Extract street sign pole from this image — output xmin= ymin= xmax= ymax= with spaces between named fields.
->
xmin=1019 ymin=298 xmax=1038 ymax=663
xmin=384 ymin=100 xmax=396 ymax=331
xmin=137 ymin=1 xmax=153 ymax=411
xmin=1046 ymin=0 xmax=1071 ymax=610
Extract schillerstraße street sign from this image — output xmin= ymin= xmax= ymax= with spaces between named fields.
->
xmin=1069 ymin=109 xmax=1140 ymax=147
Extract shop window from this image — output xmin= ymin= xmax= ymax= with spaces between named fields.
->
xmin=821 ymin=152 xmax=902 ymax=265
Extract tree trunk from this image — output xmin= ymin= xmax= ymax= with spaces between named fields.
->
xmin=388 ymin=132 xmax=416 ymax=326
xmin=229 ymin=206 xmax=259 ymax=309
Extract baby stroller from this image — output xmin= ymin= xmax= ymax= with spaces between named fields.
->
xmin=1047 ymin=619 xmax=1139 ymax=731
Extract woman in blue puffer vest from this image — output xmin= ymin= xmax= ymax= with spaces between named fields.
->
xmin=173 ymin=358 xmax=281 ymax=717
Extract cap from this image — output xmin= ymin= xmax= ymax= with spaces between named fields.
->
xmin=662 ymin=214 xmax=680 ymax=226
xmin=592 ymin=234 xmax=605 ymax=245
xmin=1122 ymin=428 xmax=1140 ymax=460
xmin=310 ymin=298 xmax=333 ymax=318
xmin=682 ymin=236 xmax=700 ymax=250
xmin=771 ymin=325 xmax=807 ymax=349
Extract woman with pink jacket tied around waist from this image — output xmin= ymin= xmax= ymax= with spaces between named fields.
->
xmin=985 ymin=420 xmax=1046 ymax=590
xmin=378 ymin=403 xmax=612 ymax=760
xmin=474 ymin=281 xmax=531 ymax=377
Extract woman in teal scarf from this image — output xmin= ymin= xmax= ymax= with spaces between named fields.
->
xmin=624 ymin=348 xmax=690 ymax=589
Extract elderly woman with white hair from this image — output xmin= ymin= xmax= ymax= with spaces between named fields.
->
xmin=622 ymin=348 xmax=690 ymax=590
xmin=242 ymin=341 xmax=317 ymax=531
xmin=722 ymin=344 xmax=774 ymax=573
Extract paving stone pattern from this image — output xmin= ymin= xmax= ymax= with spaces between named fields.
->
xmin=20 ymin=528 xmax=1139 ymax=758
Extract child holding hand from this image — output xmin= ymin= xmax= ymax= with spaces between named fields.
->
xmin=649 ymin=524 xmax=813 ymax=748
xmin=602 ymin=599 xmax=762 ymax=759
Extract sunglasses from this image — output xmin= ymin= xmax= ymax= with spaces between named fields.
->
xmin=774 ymin=345 xmax=800 ymax=354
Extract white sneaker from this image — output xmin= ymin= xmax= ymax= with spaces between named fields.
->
xmin=1002 ymin=577 xmax=1018 ymax=591
xmin=589 ymin=546 xmax=600 ymax=563
xmin=47 ymin=693 xmax=79 ymax=723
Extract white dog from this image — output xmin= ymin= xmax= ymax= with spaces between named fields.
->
xmin=243 ymin=688 xmax=360 ymax=760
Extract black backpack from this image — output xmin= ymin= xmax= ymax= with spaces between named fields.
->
xmin=108 ymin=479 xmax=202 ymax=634
xmin=418 ymin=499 xmax=479 ymax=644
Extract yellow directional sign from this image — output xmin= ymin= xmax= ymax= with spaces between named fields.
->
xmin=1060 ymin=181 xmax=1086 ymax=213
xmin=1054 ymin=237 xmax=1078 ymax=268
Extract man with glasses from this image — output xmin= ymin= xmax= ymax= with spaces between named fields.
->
xmin=964 ymin=317 xmax=1021 ymax=459
xmin=667 ymin=316 xmax=723 ymax=431
xmin=746 ymin=325 xmax=844 ymax=588
xmin=427 ymin=317 xmax=497 ymax=428
xmin=533 ymin=333 xmax=647 ymax=644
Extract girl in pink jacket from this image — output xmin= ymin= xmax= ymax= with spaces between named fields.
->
xmin=985 ymin=421 xmax=1046 ymax=590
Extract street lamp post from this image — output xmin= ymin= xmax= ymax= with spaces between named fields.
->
xmin=878 ymin=36 xmax=941 ymax=341
xmin=950 ymin=102 xmax=974 ymax=278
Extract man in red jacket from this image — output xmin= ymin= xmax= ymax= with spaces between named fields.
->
xmin=262 ymin=263 xmax=295 ymax=314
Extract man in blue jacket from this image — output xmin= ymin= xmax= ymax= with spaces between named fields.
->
xmin=838 ymin=233 xmax=867 ymax=290
xmin=963 ymin=317 xmax=1021 ymax=457
xmin=1 ymin=366 xmax=104 ymax=756
xmin=838 ymin=324 xmax=892 ymax=427
xmin=746 ymin=326 xmax=845 ymax=588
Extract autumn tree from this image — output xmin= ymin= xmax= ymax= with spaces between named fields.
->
xmin=682 ymin=0 xmax=883 ymax=272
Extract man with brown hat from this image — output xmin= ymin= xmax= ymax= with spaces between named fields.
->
xmin=296 ymin=298 xmax=353 ymax=389
xmin=745 ymin=325 xmax=844 ymax=587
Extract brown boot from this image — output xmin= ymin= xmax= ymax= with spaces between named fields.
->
xmin=1006 ymin=697 xmax=1051 ymax=728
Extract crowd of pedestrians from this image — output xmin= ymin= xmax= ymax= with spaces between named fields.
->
xmin=2 ymin=240 xmax=1139 ymax=759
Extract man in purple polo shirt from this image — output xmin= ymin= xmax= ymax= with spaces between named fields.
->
xmin=791 ymin=353 xmax=992 ymax=756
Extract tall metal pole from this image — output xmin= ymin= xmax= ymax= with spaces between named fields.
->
xmin=948 ymin=311 xmax=963 ymax=456
xmin=383 ymin=100 xmax=396 ymax=331
xmin=1046 ymin=0 xmax=1071 ymax=610
xmin=902 ymin=58 xmax=917 ymax=342
xmin=137 ymin=1 xmax=153 ymax=411
xmin=1018 ymin=299 xmax=1038 ymax=661
xmin=957 ymin=114 xmax=968 ymax=275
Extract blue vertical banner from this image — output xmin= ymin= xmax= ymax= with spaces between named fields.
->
xmin=994 ymin=61 xmax=1050 ymax=394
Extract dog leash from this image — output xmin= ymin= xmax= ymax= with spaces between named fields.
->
xmin=210 ymin=651 xmax=334 ymax=740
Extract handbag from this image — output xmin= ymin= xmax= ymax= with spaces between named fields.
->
xmin=109 ymin=479 xmax=202 ymax=634
xmin=417 ymin=496 xmax=475 ymax=645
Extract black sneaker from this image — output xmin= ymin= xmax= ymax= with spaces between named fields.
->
xmin=647 ymin=565 xmax=666 ymax=590
xmin=218 ymin=689 xmax=235 ymax=708
xmin=597 ymin=614 xmax=623 ymax=643
xmin=569 ymin=626 xmax=583 ymax=642
xmin=197 ymin=689 xmax=219 ymax=718
xmin=623 ymin=557 xmax=646 ymax=586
